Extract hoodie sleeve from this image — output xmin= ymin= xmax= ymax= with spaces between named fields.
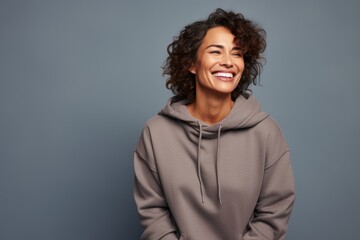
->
xmin=242 ymin=121 xmax=295 ymax=240
xmin=133 ymin=125 xmax=179 ymax=240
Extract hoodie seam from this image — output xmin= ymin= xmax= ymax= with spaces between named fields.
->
xmin=262 ymin=117 xmax=290 ymax=169
xmin=264 ymin=149 xmax=290 ymax=170
xmin=135 ymin=150 xmax=158 ymax=173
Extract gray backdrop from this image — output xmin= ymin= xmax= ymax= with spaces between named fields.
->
xmin=1 ymin=0 xmax=359 ymax=239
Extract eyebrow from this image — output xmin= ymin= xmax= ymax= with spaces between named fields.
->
xmin=205 ymin=44 xmax=242 ymax=51
xmin=206 ymin=44 xmax=224 ymax=49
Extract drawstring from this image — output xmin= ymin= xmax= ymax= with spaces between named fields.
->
xmin=197 ymin=122 xmax=205 ymax=203
xmin=196 ymin=122 xmax=223 ymax=205
xmin=216 ymin=124 xmax=223 ymax=205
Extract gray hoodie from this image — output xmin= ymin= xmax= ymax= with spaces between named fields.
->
xmin=134 ymin=95 xmax=295 ymax=240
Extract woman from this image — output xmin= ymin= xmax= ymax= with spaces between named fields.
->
xmin=134 ymin=8 xmax=295 ymax=240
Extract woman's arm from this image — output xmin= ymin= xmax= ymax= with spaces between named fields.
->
xmin=133 ymin=126 xmax=179 ymax=240
xmin=242 ymin=151 xmax=295 ymax=240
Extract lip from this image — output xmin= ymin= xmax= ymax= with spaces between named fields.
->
xmin=212 ymin=70 xmax=236 ymax=76
xmin=212 ymin=70 xmax=237 ymax=82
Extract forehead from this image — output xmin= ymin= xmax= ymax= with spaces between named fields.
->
xmin=201 ymin=26 xmax=237 ymax=46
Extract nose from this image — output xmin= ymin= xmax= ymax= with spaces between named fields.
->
xmin=219 ymin=53 xmax=233 ymax=67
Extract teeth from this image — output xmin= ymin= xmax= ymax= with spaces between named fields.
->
xmin=213 ymin=72 xmax=233 ymax=78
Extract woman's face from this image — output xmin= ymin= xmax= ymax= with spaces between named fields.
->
xmin=189 ymin=26 xmax=244 ymax=99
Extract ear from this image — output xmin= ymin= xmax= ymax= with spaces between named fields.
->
xmin=189 ymin=64 xmax=196 ymax=74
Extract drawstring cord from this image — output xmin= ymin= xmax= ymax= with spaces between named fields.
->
xmin=196 ymin=122 xmax=223 ymax=205
xmin=216 ymin=124 xmax=223 ymax=205
xmin=197 ymin=122 xmax=205 ymax=203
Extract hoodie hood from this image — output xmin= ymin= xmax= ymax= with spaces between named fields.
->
xmin=159 ymin=95 xmax=269 ymax=205
xmin=159 ymin=95 xmax=269 ymax=133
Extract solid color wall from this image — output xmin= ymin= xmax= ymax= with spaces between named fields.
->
xmin=1 ymin=0 xmax=359 ymax=239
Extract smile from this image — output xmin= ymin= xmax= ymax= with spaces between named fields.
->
xmin=213 ymin=72 xmax=234 ymax=78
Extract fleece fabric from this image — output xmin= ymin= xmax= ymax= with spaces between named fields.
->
xmin=133 ymin=95 xmax=295 ymax=240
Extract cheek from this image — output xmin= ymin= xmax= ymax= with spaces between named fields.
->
xmin=194 ymin=60 xmax=205 ymax=74
xmin=237 ymin=60 xmax=245 ymax=71
xmin=197 ymin=56 xmax=218 ymax=70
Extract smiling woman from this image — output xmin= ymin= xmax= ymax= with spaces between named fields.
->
xmin=189 ymin=27 xmax=244 ymax=94
xmin=163 ymin=8 xmax=266 ymax=103
xmin=188 ymin=26 xmax=245 ymax=124
xmin=133 ymin=8 xmax=295 ymax=240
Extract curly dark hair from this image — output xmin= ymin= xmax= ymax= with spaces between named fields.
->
xmin=163 ymin=8 xmax=266 ymax=101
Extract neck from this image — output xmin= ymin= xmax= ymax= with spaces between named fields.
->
xmin=188 ymin=92 xmax=234 ymax=125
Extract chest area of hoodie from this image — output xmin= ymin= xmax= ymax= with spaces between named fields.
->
xmin=151 ymin=127 xmax=266 ymax=204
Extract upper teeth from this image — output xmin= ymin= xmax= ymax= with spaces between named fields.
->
xmin=213 ymin=72 xmax=233 ymax=78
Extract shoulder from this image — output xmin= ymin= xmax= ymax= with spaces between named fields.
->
xmin=256 ymin=116 xmax=286 ymax=138
xmin=135 ymin=116 xmax=164 ymax=162
xmin=137 ymin=114 xmax=178 ymax=147
xmin=256 ymin=116 xmax=290 ymax=166
xmin=135 ymin=114 xmax=180 ymax=164
xmin=143 ymin=114 xmax=178 ymax=132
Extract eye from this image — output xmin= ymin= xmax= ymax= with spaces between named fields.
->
xmin=209 ymin=50 xmax=221 ymax=54
xmin=232 ymin=52 xmax=243 ymax=57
